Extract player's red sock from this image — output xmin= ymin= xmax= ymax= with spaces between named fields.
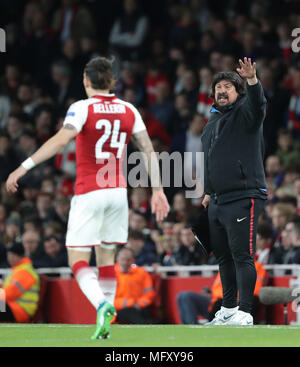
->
xmin=98 ymin=265 xmax=117 ymax=306
xmin=72 ymin=260 xmax=105 ymax=309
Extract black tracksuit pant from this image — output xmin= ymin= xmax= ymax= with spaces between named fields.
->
xmin=208 ymin=196 xmax=265 ymax=314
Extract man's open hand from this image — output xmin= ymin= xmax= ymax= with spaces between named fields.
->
xmin=236 ymin=57 xmax=257 ymax=84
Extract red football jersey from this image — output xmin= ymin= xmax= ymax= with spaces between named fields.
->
xmin=63 ymin=93 xmax=146 ymax=195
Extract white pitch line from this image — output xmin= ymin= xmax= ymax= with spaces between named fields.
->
xmin=0 ymin=324 xmax=300 ymax=330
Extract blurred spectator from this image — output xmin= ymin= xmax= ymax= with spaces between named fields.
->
xmin=127 ymin=230 xmax=158 ymax=266
xmin=40 ymin=177 xmax=57 ymax=195
xmin=239 ymin=28 xmax=263 ymax=59
xmin=197 ymin=66 xmax=214 ymax=122
xmin=23 ymin=216 xmax=42 ymax=235
xmin=209 ymin=18 xmax=242 ymax=57
xmin=0 ymin=239 xmax=40 ymax=323
xmin=18 ymin=179 xmax=40 ymax=218
xmin=22 ymin=5 xmax=58 ymax=87
xmin=157 ymin=229 xmax=183 ymax=267
xmin=0 ymin=95 xmax=10 ymax=129
xmin=277 ymin=164 xmax=300 ymax=197
xmin=129 ymin=187 xmax=150 ymax=216
xmin=275 ymin=128 xmax=300 ymax=168
xmin=0 ymin=203 xmax=7 ymax=235
xmin=43 ymin=221 xmax=64 ymax=238
xmin=149 ymin=81 xmax=176 ymax=133
xmin=49 ymin=60 xmax=77 ymax=113
xmin=17 ymin=130 xmax=38 ymax=161
xmin=145 ymin=64 xmax=169 ymax=105
xmin=114 ymin=247 xmax=156 ymax=324
xmin=209 ymin=51 xmax=223 ymax=73
xmin=17 ymin=83 xmax=39 ymax=120
xmin=138 ymin=106 xmax=171 ymax=148
xmin=115 ymin=63 xmax=145 ymax=102
xmin=264 ymin=155 xmax=284 ymax=188
xmin=4 ymin=216 xmax=21 ymax=244
xmin=52 ymin=0 xmax=97 ymax=44
xmin=38 ymin=235 xmax=68 ymax=267
xmin=260 ymin=69 xmax=291 ymax=156
xmin=171 ymin=114 xmax=205 ymax=191
xmin=293 ymin=177 xmax=300 ymax=215
xmin=21 ymin=230 xmax=45 ymax=268
xmin=129 ymin=210 xmax=148 ymax=234
xmin=0 ymin=63 xmax=21 ymax=97
xmin=197 ymin=31 xmax=216 ymax=67
xmin=55 ymin=134 xmax=76 ymax=181
xmin=171 ymin=191 xmax=197 ymax=224
xmin=269 ymin=202 xmax=295 ymax=263
xmin=175 ymin=69 xmax=199 ymax=110
xmin=256 ymin=222 xmax=273 ymax=264
xmin=51 ymin=194 xmax=70 ymax=230
xmin=109 ymin=0 xmax=149 ymax=62
xmin=0 ymin=133 xmax=19 ymax=183
xmin=280 ymin=220 xmax=297 ymax=265
xmin=172 ymin=93 xmax=193 ymax=134
xmin=168 ymin=6 xmax=199 ymax=57
xmin=276 ymin=22 xmax=293 ymax=62
xmin=287 ymin=66 xmax=300 ymax=140
xmin=33 ymin=106 xmax=54 ymax=144
xmin=289 ymin=218 xmax=300 ymax=264
xmin=177 ymin=226 xmax=204 ymax=266
xmin=6 ymin=114 xmax=23 ymax=143
xmin=36 ymin=191 xmax=53 ymax=222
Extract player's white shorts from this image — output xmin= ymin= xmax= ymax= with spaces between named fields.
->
xmin=65 ymin=188 xmax=128 ymax=247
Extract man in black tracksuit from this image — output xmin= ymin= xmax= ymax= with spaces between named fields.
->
xmin=201 ymin=58 xmax=267 ymax=325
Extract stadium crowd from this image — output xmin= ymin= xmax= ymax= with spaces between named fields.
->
xmin=0 ymin=0 xmax=300 ymax=272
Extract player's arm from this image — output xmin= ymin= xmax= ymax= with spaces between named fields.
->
xmin=6 ymin=124 xmax=77 ymax=193
xmin=131 ymin=130 xmax=170 ymax=222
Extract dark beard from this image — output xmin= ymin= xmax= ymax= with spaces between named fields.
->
xmin=214 ymin=95 xmax=242 ymax=112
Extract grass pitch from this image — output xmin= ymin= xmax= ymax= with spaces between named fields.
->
xmin=0 ymin=324 xmax=300 ymax=347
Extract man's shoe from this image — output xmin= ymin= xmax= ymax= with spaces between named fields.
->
xmin=205 ymin=306 xmax=238 ymax=325
xmin=91 ymin=301 xmax=116 ymax=340
xmin=226 ymin=310 xmax=253 ymax=325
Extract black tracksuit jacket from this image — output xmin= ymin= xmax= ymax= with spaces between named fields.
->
xmin=201 ymin=80 xmax=268 ymax=204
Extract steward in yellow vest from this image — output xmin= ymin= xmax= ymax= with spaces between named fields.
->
xmin=0 ymin=239 xmax=40 ymax=322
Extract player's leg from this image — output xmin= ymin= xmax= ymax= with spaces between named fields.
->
xmin=220 ymin=198 xmax=265 ymax=325
xmin=95 ymin=244 xmax=117 ymax=306
xmin=68 ymin=248 xmax=106 ymax=310
xmin=97 ymin=188 xmax=129 ymax=307
xmin=66 ymin=192 xmax=115 ymax=339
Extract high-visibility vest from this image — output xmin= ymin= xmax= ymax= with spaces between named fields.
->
xmin=3 ymin=258 xmax=40 ymax=322
xmin=114 ymin=263 xmax=155 ymax=311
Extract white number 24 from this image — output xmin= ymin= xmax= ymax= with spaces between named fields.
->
xmin=95 ymin=119 xmax=127 ymax=159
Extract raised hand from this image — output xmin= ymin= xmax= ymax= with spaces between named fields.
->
xmin=236 ymin=57 xmax=257 ymax=84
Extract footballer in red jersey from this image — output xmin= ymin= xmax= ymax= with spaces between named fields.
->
xmin=6 ymin=56 xmax=170 ymax=340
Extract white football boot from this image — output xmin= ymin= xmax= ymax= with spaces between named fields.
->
xmin=205 ymin=306 xmax=239 ymax=325
xmin=226 ymin=310 xmax=253 ymax=325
